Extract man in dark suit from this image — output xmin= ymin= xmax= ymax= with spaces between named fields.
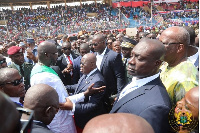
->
xmin=110 ymin=38 xmax=171 ymax=133
xmin=72 ymin=43 xmax=90 ymax=84
xmin=7 ymin=46 xmax=33 ymax=90
xmin=0 ymin=68 xmax=25 ymax=107
xmin=56 ymin=42 xmax=79 ymax=85
xmin=24 ymin=84 xmax=59 ymax=133
xmin=92 ymin=34 xmax=126 ymax=110
xmin=65 ymin=53 xmax=106 ymax=130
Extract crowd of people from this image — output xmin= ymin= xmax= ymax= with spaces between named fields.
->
xmin=0 ymin=1 xmax=199 ymax=133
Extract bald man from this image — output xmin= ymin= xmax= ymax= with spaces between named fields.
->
xmin=0 ymin=91 xmax=20 ymax=133
xmin=24 ymin=84 xmax=59 ymax=133
xmin=0 ymin=68 xmax=25 ymax=107
xmin=159 ymin=26 xmax=199 ymax=106
xmin=72 ymin=43 xmax=90 ymax=84
xmin=83 ymin=113 xmax=154 ymax=133
xmin=65 ymin=53 xmax=106 ymax=129
xmin=110 ymin=38 xmax=171 ymax=133
xmin=174 ymin=86 xmax=199 ymax=132
xmin=31 ymin=41 xmax=104 ymax=133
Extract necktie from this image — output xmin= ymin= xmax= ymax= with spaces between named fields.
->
xmin=67 ymin=56 xmax=73 ymax=65
xmin=20 ymin=65 xmax=24 ymax=77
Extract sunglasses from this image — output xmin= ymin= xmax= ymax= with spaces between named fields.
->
xmin=0 ymin=77 xmax=23 ymax=86
xmin=0 ymin=58 xmax=6 ymax=64
xmin=62 ymin=47 xmax=71 ymax=51
xmin=91 ymin=41 xmax=104 ymax=46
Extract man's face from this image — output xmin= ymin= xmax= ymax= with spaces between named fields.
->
xmin=10 ymin=52 xmax=24 ymax=66
xmin=121 ymin=47 xmax=132 ymax=58
xmin=159 ymin=32 xmax=179 ymax=63
xmin=62 ymin=43 xmax=71 ymax=56
xmin=0 ymin=56 xmax=7 ymax=68
xmin=80 ymin=48 xmax=89 ymax=57
xmin=112 ymin=41 xmax=121 ymax=54
xmin=1 ymin=71 xmax=25 ymax=97
xmin=80 ymin=57 xmax=91 ymax=74
xmin=127 ymin=44 xmax=157 ymax=79
xmin=92 ymin=38 xmax=104 ymax=53
xmin=107 ymin=40 xmax=112 ymax=49
xmin=175 ymin=91 xmax=199 ymax=120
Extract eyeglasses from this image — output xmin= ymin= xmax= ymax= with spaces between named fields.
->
xmin=0 ymin=58 xmax=6 ymax=65
xmin=0 ymin=77 xmax=23 ymax=86
xmin=91 ymin=41 xmax=104 ymax=46
xmin=163 ymin=42 xmax=181 ymax=46
xmin=62 ymin=47 xmax=71 ymax=50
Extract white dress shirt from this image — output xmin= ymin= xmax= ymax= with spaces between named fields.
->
xmin=96 ymin=47 xmax=107 ymax=70
xmin=64 ymin=53 xmax=74 ymax=64
xmin=118 ymin=73 xmax=160 ymax=100
xmin=31 ymin=64 xmax=85 ymax=133
xmin=188 ymin=47 xmax=199 ymax=65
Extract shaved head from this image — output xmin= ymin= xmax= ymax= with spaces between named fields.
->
xmin=83 ymin=113 xmax=155 ymax=133
xmin=24 ymin=84 xmax=59 ymax=125
xmin=0 ymin=68 xmax=19 ymax=84
xmin=37 ymin=41 xmax=58 ymax=66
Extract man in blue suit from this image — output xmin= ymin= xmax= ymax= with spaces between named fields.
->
xmin=66 ymin=53 xmax=106 ymax=130
xmin=110 ymin=38 xmax=171 ymax=133
xmin=92 ymin=34 xmax=126 ymax=110
xmin=72 ymin=43 xmax=90 ymax=84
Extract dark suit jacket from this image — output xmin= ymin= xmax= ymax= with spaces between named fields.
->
xmin=97 ymin=48 xmax=125 ymax=101
xmin=110 ymin=77 xmax=171 ymax=133
xmin=8 ymin=62 xmax=33 ymax=90
xmin=56 ymin=52 xmax=78 ymax=85
xmin=31 ymin=121 xmax=53 ymax=133
xmin=72 ymin=55 xmax=82 ymax=84
xmin=66 ymin=69 xmax=106 ymax=129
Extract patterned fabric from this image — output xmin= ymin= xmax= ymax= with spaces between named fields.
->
xmin=160 ymin=61 xmax=199 ymax=106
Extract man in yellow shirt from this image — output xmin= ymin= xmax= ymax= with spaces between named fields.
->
xmin=159 ymin=26 xmax=199 ymax=106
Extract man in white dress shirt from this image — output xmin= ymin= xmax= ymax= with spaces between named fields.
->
xmin=30 ymin=41 xmax=104 ymax=133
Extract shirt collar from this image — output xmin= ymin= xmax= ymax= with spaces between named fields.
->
xmin=97 ymin=47 xmax=107 ymax=56
xmin=85 ymin=68 xmax=98 ymax=79
xmin=10 ymin=97 xmax=20 ymax=103
xmin=131 ymin=72 xmax=160 ymax=88
xmin=64 ymin=53 xmax=72 ymax=58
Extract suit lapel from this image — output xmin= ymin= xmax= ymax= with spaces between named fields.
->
xmin=100 ymin=48 xmax=109 ymax=71
xmin=110 ymin=77 xmax=160 ymax=113
xmin=75 ymin=71 xmax=97 ymax=94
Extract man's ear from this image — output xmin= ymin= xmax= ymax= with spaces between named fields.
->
xmin=44 ymin=106 xmax=51 ymax=117
xmin=177 ymin=44 xmax=184 ymax=53
xmin=155 ymin=60 xmax=162 ymax=67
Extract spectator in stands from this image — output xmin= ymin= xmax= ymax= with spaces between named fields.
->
xmin=0 ymin=91 xmax=21 ymax=133
xmin=83 ymin=113 xmax=155 ymax=133
xmin=159 ymin=26 xmax=199 ymax=106
xmin=0 ymin=68 xmax=25 ymax=107
xmin=24 ymin=84 xmax=59 ymax=133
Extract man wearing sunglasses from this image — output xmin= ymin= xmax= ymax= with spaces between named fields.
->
xmin=159 ymin=26 xmax=199 ymax=107
xmin=56 ymin=42 xmax=79 ymax=85
xmin=7 ymin=46 xmax=33 ymax=91
xmin=0 ymin=54 xmax=7 ymax=68
xmin=92 ymin=34 xmax=126 ymax=111
xmin=0 ymin=68 xmax=25 ymax=107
